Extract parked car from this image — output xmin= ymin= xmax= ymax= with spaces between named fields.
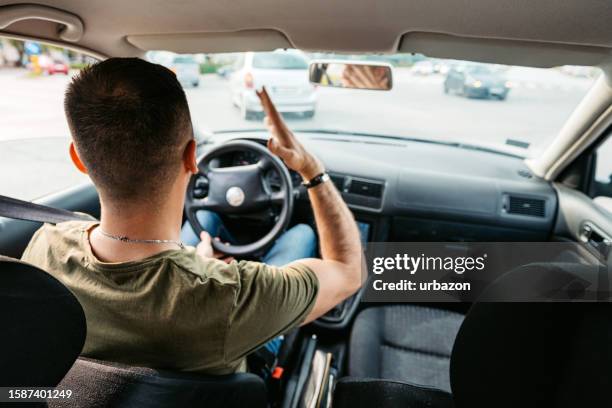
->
xmin=145 ymin=52 xmax=200 ymax=88
xmin=444 ymin=64 xmax=511 ymax=100
xmin=169 ymin=55 xmax=200 ymax=87
xmin=431 ymin=59 xmax=451 ymax=74
xmin=37 ymin=54 xmax=69 ymax=75
xmin=229 ymin=50 xmax=316 ymax=120
xmin=216 ymin=65 xmax=234 ymax=79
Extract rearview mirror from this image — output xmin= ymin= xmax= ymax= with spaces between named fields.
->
xmin=309 ymin=61 xmax=393 ymax=91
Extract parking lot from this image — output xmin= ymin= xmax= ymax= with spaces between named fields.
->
xmin=0 ymin=66 xmax=607 ymax=200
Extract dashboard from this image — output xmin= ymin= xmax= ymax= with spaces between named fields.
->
xmin=203 ymin=130 xmax=557 ymax=242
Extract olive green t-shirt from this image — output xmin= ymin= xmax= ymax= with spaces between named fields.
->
xmin=21 ymin=221 xmax=319 ymax=374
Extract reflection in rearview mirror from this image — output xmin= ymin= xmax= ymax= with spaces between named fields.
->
xmin=309 ymin=62 xmax=393 ymax=91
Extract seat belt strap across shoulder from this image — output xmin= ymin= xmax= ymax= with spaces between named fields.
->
xmin=0 ymin=195 xmax=95 ymax=225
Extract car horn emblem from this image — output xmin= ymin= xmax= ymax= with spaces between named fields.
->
xmin=226 ymin=186 xmax=246 ymax=207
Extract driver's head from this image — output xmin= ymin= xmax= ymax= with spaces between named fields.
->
xmin=64 ymin=57 xmax=196 ymax=206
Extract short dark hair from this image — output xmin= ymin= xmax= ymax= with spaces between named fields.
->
xmin=64 ymin=57 xmax=192 ymax=202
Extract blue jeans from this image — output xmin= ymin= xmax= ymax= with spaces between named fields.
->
xmin=180 ymin=211 xmax=317 ymax=266
xmin=181 ymin=211 xmax=317 ymax=370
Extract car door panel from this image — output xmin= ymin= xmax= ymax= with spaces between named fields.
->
xmin=553 ymin=182 xmax=612 ymax=259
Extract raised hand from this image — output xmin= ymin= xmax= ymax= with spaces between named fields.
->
xmin=256 ymin=87 xmax=324 ymax=180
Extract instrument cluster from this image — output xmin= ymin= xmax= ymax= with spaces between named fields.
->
xmin=225 ymin=150 xmax=302 ymax=190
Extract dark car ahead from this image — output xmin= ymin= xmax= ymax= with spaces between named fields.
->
xmin=444 ymin=64 xmax=511 ymax=100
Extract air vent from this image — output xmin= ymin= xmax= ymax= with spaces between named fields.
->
xmin=506 ymin=196 xmax=546 ymax=217
xmin=329 ymin=173 xmax=384 ymax=209
xmin=348 ymin=179 xmax=383 ymax=198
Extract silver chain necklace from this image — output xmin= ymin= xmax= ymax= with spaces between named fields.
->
xmin=98 ymin=228 xmax=185 ymax=250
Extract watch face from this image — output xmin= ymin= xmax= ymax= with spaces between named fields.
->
xmin=304 ymin=172 xmax=329 ymax=188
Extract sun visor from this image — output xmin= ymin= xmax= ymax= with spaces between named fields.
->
xmin=399 ymin=32 xmax=612 ymax=68
xmin=127 ymin=29 xmax=293 ymax=53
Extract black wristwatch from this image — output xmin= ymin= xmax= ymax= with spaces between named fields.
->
xmin=302 ymin=172 xmax=330 ymax=189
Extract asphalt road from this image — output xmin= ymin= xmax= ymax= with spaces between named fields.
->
xmin=0 ymin=66 xmax=608 ymax=201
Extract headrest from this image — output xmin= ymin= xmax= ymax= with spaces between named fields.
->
xmin=450 ymin=263 xmax=612 ymax=408
xmin=0 ymin=256 xmax=86 ymax=386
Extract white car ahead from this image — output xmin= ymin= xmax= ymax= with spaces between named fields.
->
xmin=229 ymin=50 xmax=316 ymax=120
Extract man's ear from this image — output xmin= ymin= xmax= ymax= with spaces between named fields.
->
xmin=69 ymin=143 xmax=88 ymax=174
xmin=183 ymin=139 xmax=198 ymax=174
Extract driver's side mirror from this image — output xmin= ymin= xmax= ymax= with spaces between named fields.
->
xmin=309 ymin=61 xmax=393 ymax=91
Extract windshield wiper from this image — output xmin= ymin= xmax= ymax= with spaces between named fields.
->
xmin=293 ymin=129 xmax=456 ymax=146
xmin=295 ymin=129 xmax=524 ymax=158
xmin=214 ymin=128 xmax=454 ymax=147
xmin=452 ymin=142 xmax=524 ymax=159
xmin=213 ymin=128 xmax=524 ymax=158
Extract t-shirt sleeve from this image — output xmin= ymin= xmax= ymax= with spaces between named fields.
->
xmin=225 ymin=260 xmax=319 ymax=361
xmin=20 ymin=225 xmax=46 ymax=265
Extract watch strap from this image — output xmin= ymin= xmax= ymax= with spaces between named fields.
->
xmin=302 ymin=172 xmax=330 ymax=189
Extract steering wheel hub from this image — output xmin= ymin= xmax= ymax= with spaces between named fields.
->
xmin=226 ymin=186 xmax=245 ymax=207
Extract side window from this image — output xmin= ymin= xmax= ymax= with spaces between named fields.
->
xmin=0 ymin=38 xmax=96 ymax=201
xmin=594 ymin=136 xmax=612 ymax=187
xmin=591 ymin=135 xmax=612 ymax=213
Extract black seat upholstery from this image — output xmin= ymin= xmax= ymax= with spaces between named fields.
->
xmin=0 ymin=256 xmax=266 ymax=407
xmin=344 ymin=263 xmax=612 ymax=407
xmin=333 ymin=377 xmax=453 ymax=408
xmin=0 ymin=256 xmax=86 ymax=387
xmin=349 ymin=305 xmax=463 ymax=392
xmin=53 ymin=357 xmax=267 ymax=408
xmin=450 ymin=263 xmax=612 ymax=407
xmin=451 ymin=302 xmax=612 ymax=407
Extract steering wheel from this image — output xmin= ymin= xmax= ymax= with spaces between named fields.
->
xmin=185 ymin=139 xmax=294 ymax=257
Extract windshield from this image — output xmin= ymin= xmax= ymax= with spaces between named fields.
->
xmin=0 ymin=40 xmax=603 ymax=201
xmin=180 ymin=50 xmax=601 ymax=157
xmin=252 ymin=52 xmax=309 ymax=70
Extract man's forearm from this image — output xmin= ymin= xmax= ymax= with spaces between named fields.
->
xmin=255 ymin=85 xmax=361 ymax=276
xmin=256 ymin=86 xmax=363 ymax=319
xmin=307 ymin=179 xmax=361 ymax=266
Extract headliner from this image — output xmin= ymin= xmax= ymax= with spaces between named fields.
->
xmin=1 ymin=0 xmax=612 ymax=67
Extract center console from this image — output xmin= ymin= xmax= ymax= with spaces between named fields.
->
xmin=313 ymin=220 xmax=371 ymax=330
xmin=282 ymin=176 xmax=390 ymax=407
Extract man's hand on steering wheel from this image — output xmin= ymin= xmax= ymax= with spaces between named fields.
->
xmin=196 ymin=231 xmax=235 ymax=264
xmin=256 ymin=87 xmax=324 ymax=181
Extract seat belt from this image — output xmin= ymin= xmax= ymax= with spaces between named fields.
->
xmin=0 ymin=195 xmax=95 ymax=224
